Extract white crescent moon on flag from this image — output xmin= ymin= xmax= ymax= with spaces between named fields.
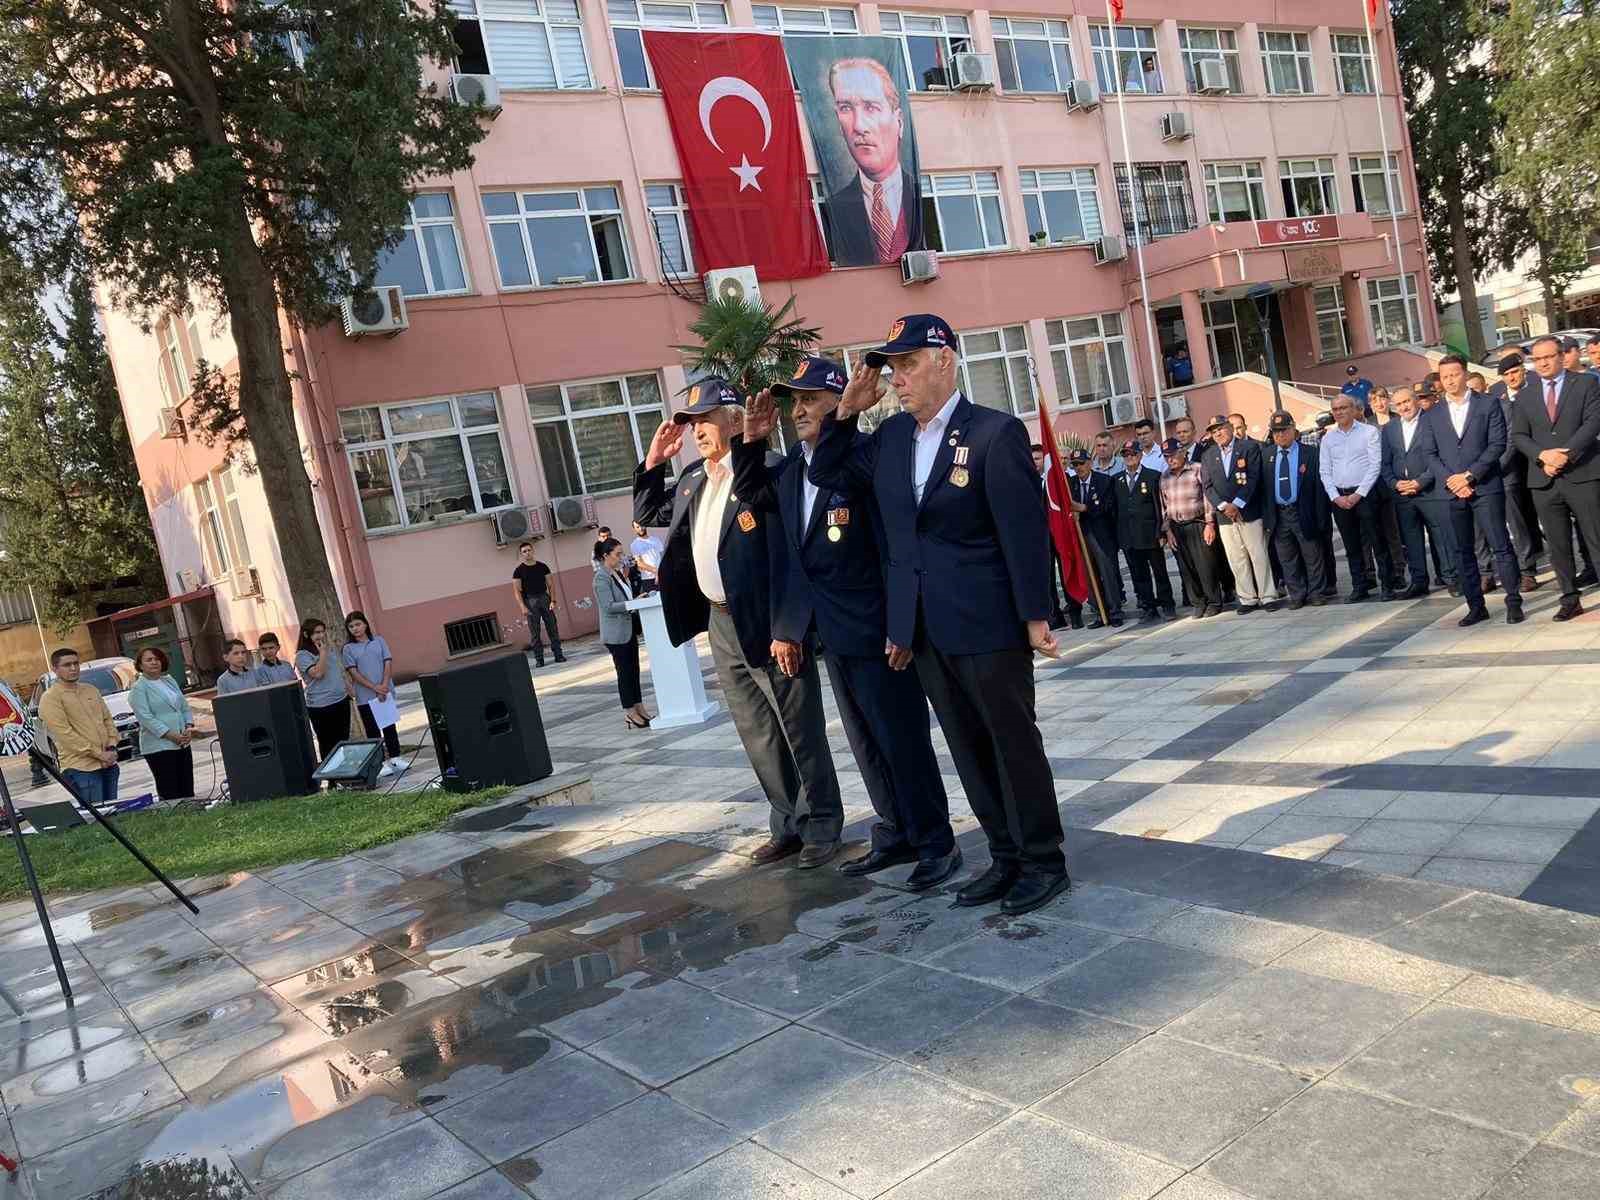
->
xmin=698 ymin=76 xmax=772 ymax=154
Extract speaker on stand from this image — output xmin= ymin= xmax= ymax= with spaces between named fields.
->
xmin=213 ymin=681 xmax=318 ymax=803
xmin=419 ymin=652 xmax=552 ymax=791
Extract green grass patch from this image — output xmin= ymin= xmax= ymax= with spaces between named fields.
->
xmin=0 ymin=785 xmax=511 ymax=901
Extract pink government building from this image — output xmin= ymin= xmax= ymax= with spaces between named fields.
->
xmin=103 ymin=0 xmax=1441 ymax=678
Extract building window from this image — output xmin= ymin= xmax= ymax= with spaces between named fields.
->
xmin=1045 ymin=313 xmax=1133 ymax=408
xmin=159 ymin=318 xmax=192 ymax=397
xmin=809 ymin=177 xmax=837 ymax=264
xmin=1314 ymin=285 xmax=1350 ymax=360
xmin=374 ymin=194 xmax=469 ymax=298
xmin=921 ymin=171 xmax=1007 ymax=254
xmin=1089 ymin=24 xmax=1162 ymax=95
xmin=1203 ymin=161 xmax=1268 ymax=224
xmin=1351 ymin=153 xmax=1404 ymax=217
xmin=216 ymin=468 xmax=253 ymax=571
xmin=992 ymin=17 xmax=1074 ymax=94
xmin=1178 ymin=27 xmax=1242 ymax=94
xmin=879 ymin=12 xmax=972 ymax=92
xmin=1332 ymin=32 xmax=1374 ymax=95
xmin=1259 ymin=30 xmax=1314 ymax=95
xmin=644 ymin=184 xmax=694 ymax=277
xmin=1279 ymin=157 xmax=1338 ymax=217
xmin=1366 ymin=274 xmax=1423 ymax=347
xmin=339 ymin=393 xmax=515 ymax=532
xmin=1113 ymin=162 xmax=1196 ymax=242
xmin=449 ymin=0 xmax=593 ymax=91
xmin=528 ymin=373 xmax=666 ymax=496
xmin=606 ymin=0 xmax=728 ymax=89
xmin=752 ymin=4 xmax=856 ymax=34
xmin=483 ymin=187 xmax=633 ymax=288
xmin=1020 ymin=168 xmax=1103 ymax=246
xmin=958 ymin=326 xmax=1035 ymax=416
xmin=1203 ymin=301 xmax=1245 ymax=376
xmin=195 ymin=478 xmax=230 ymax=577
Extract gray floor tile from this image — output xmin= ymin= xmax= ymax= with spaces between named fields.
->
xmin=17 ymin=1102 xmax=187 ymax=1200
xmin=9 ymin=1060 xmax=183 ymax=1156
xmin=1036 ymin=884 xmax=1190 ymax=935
xmin=1478 ymin=1146 xmax=1600 ymax=1199
xmin=583 ymin=987 xmax=784 ymax=1086
xmin=667 ymin=1026 xmax=881 ymax=1134
xmin=1166 ymin=968 xmax=1419 ymax=1073
xmin=1436 ymin=824 xmax=1574 ymax=865
xmin=1147 ymin=1178 xmax=1256 ymax=1200
xmin=435 ymin=1051 xmax=646 ymax=1162
xmin=1038 ymin=1035 xmax=1309 ymax=1168
xmin=1332 ymin=1004 xmax=1600 ymax=1138
xmin=715 ymin=940 xmax=903 ymax=1017
xmin=264 ymin=1118 xmax=487 ymax=1200
xmin=910 ymin=995 xmax=1141 ymax=1104
xmin=123 ymin=964 xmax=262 ymax=1028
xmin=1031 ymin=939 xmax=1251 ymax=1029
xmin=1145 ymin=908 xmax=1313 ymax=964
xmin=879 ymin=1110 xmax=1181 ymax=1200
xmin=924 ymin=918 xmax=1123 ymax=992
xmin=241 ymin=1084 xmax=426 ymax=1186
xmin=642 ymin=1143 xmax=854 ymax=1200
xmin=1339 ymin=820 xmax=1464 ymax=856
xmin=804 ymin=964 xmax=1011 ymax=1056
xmin=1243 ymin=868 xmax=1466 ymax=937
xmin=425 ymin=1168 xmax=531 ymax=1200
xmin=1523 ymin=943 xmax=1600 ymax=1010
xmin=1376 ymin=892 xmax=1600 ymax=978
xmin=755 ymin=1064 xmax=1009 ymax=1199
xmin=832 ymin=898 xmax=991 ymax=961
xmin=1204 ymin=1085 xmax=1528 ymax=1200
xmin=1413 ymin=859 xmax=1544 ymax=895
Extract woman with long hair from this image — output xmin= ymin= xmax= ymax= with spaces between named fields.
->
xmin=340 ymin=610 xmax=408 ymax=774
xmin=592 ymin=538 xmax=651 ymax=728
xmin=128 ymin=646 xmax=196 ymax=802
xmin=296 ymin=618 xmax=352 ymax=763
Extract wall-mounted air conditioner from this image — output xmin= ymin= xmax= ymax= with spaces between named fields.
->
xmin=493 ymin=506 xmax=548 ymax=546
xmin=450 ymin=73 xmax=502 ymax=117
xmin=900 ymin=250 xmax=940 ymax=285
xmin=1194 ymin=59 xmax=1229 ymax=95
xmin=952 ymin=53 xmax=996 ymax=92
xmin=704 ymin=265 xmax=761 ymax=308
xmin=1065 ymin=80 xmax=1099 ymax=111
xmin=550 ymin=495 xmax=599 ymax=533
xmin=1093 ymin=235 xmax=1127 ymax=265
xmin=1160 ymin=112 xmax=1193 ymax=142
xmin=340 ymin=285 xmax=409 ymax=337
xmin=157 ymin=407 xmax=186 ymax=440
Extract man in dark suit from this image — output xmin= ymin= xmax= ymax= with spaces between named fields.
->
xmin=1200 ymin=415 xmax=1275 ymax=612
xmin=1482 ymin=354 xmax=1543 ymax=591
xmin=1114 ymin=440 xmax=1174 ymax=621
xmin=1068 ymin=449 xmax=1124 ymax=627
xmin=635 ymin=378 xmax=843 ymax=866
xmin=1415 ymin=354 xmax=1524 ymax=626
xmin=824 ymin=58 xmax=921 ymax=267
xmin=733 ymin=357 xmax=959 ymax=888
xmin=810 ymin=313 xmax=1069 ymax=915
xmin=1381 ymin=386 xmax=1459 ymax=598
xmin=1512 ymin=334 xmax=1600 ymax=620
xmin=1262 ymin=411 xmax=1330 ymax=607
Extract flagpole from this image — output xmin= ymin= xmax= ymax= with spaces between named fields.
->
xmin=1365 ymin=2 xmax=1407 ymax=295
xmin=1075 ymin=508 xmax=1109 ymax=624
xmin=1106 ymin=0 xmax=1167 ymax=439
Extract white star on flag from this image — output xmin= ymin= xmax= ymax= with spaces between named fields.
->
xmin=730 ymin=154 xmax=764 ymax=191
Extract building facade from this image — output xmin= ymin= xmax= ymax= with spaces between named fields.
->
xmin=103 ymin=0 xmax=1437 ymax=677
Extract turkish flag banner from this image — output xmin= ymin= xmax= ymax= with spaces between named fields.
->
xmin=644 ymin=31 xmax=829 ymax=281
xmin=1039 ymin=402 xmax=1089 ymax=606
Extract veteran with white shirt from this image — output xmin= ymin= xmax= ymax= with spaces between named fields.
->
xmin=1380 ymin=387 xmax=1459 ymax=598
xmin=1320 ymin=391 xmax=1397 ymax=602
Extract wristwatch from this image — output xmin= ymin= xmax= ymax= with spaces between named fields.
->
xmin=1463 ymin=471 xmax=1476 ymax=484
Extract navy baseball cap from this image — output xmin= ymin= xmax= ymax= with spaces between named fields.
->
xmin=1119 ymin=439 xmax=1141 ymax=456
xmin=1159 ymin=437 xmax=1185 ymax=456
xmin=1345 ymin=364 xmax=1359 ymax=376
xmin=1069 ymin=449 xmax=1089 ymax=465
xmin=1497 ymin=354 xmax=1524 ymax=375
xmin=672 ymin=376 xmax=745 ymax=424
xmin=1588 ymin=334 xmax=1600 ymax=347
xmin=863 ymin=314 xmax=956 ymax=368
xmin=1268 ymin=411 xmax=1296 ymax=432
xmin=1561 ymin=336 xmax=1581 ymax=351
xmin=773 ymin=355 xmax=848 ymax=398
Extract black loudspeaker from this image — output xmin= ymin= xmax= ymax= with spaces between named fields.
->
xmin=419 ymin=652 xmax=552 ymax=791
xmin=213 ymin=681 xmax=318 ymax=803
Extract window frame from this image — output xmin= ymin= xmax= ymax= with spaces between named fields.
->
xmin=160 ymin=318 xmax=191 ymax=397
xmin=526 ymin=372 xmax=669 ymax=497
xmin=643 ymin=182 xmax=695 ymax=277
xmin=482 ymin=186 xmax=635 ymax=290
xmin=1044 ymin=312 xmax=1135 ymax=410
xmin=1332 ymin=32 xmax=1375 ymax=95
xmin=1203 ymin=160 xmax=1268 ymax=224
xmin=1113 ymin=161 xmax=1197 ymax=242
xmin=1019 ymin=167 xmax=1104 ymax=247
xmin=1278 ymin=156 xmax=1339 ymax=218
xmin=957 ymin=325 xmax=1036 ymax=417
xmin=194 ymin=477 xmax=232 ymax=578
xmin=991 ymin=16 xmax=1075 ymax=94
xmin=1351 ymin=153 xmax=1405 ymax=217
xmin=809 ymin=177 xmax=837 ymax=264
xmin=879 ymin=11 xmax=973 ymax=92
xmin=751 ymin=4 xmax=856 ymax=34
xmin=339 ymin=392 xmax=517 ymax=534
xmin=449 ymin=0 xmax=594 ymax=92
xmin=216 ymin=466 xmax=253 ymax=572
xmin=374 ymin=192 xmax=471 ymax=299
xmin=1313 ymin=284 xmax=1350 ymax=360
xmin=920 ymin=170 xmax=1008 ymax=255
xmin=1259 ymin=29 xmax=1314 ymax=96
xmin=1089 ymin=23 xmax=1162 ymax=95
xmin=1366 ymin=273 xmax=1423 ymax=347
xmin=606 ymin=0 xmax=729 ymax=89
xmin=1178 ymin=26 xmax=1242 ymax=94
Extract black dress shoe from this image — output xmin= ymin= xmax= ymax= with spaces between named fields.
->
xmin=1109 ymin=614 xmax=1125 ymax=627
xmin=1577 ymin=568 xmax=1599 ymax=588
xmin=1287 ymin=598 xmax=1304 ymax=610
xmin=1194 ymin=604 xmax=1213 ymax=619
xmin=553 ymin=653 xmax=569 ymax=663
xmin=953 ymin=863 xmax=1020 ymax=907
xmin=1345 ymin=590 xmax=1370 ymax=604
xmin=1086 ymin=615 xmax=1104 ymax=629
xmin=1306 ymin=595 xmax=1329 ymax=606
xmin=905 ymin=849 xmax=963 ymax=891
xmin=1236 ymin=603 xmax=1258 ymax=615
xmin=838 ymin=846 xmax=919 ymax=876
xmin=1379 ymin=589 xmax=1398 ymax=602
xmin=1447 ymin=583 xmax=1462 ymax=597
xmin=1068 ymin=613 xmax=1085 ymax=630
xmin=1160 ymin=605 xmax=1177 ymax=620
xmin=1000 ymin=871 xmax=1072 ymax=915
xmin=1505 ymin=603 xmax=1525 ymax=626
xmin=796 ymin=841 xmax=841 ymax=869
xmin=1262 ymin=600 xmax=1281 ymax=612
xmin=1554 ymin=599 xmax=1584 ymax=622
xmin=1139 ymin=608 xmax=1159 ymax=623
xmin=1458 ymin=606 xmax=1490 ymax=628
xmin=1401 ymin=584 xmax=1430 ymax=599
xmin=751 ymin=837 xmax=803 ymax=865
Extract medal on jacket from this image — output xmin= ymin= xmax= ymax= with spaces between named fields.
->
xmin=951 ymin=467 xmax=970 ymax=487
xmin=737 ymin=511 xmax=756 ymax=533
xmin=1236 ymin=457 xmax=1246 ymax=468
xmin=826 ymin=507 xmax=848 ymax=541
xmin=953 ymin=446 xmax=969 ymax=465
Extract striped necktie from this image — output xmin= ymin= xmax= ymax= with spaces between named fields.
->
xmin=870 ymin=181 xmax=896 ymax=260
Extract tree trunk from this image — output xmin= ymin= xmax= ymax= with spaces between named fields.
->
xmin=1444 ymin=183 xmax=1485 ymax=360
xmin=1535 ymin=236 xmax=1558 ymax=332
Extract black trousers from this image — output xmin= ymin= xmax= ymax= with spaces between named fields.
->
xmin=1479 ymin=480 xmax=1542 ymax=576
xmin=1124 ymin=546 xmax=1174 ymax=612
xmin=1082 ymin=526 xmax=1123 ymax=619
xmin=1445 ymin=490 xmax=1520 ymax=607
xmin=913 ymin=629 xmax=1064 ymax=874
xmin=525 ymin=594 xmax=562 ymax=657
xmin=1530 ymin=478 xmax=1600 ymax=602
xmin=1332 ymin=490 xmax=1393 ymax=593
xmin=825 ymin=650 xmax=954 ymax=859
xmin=1319 ymin=526 xmax=1339 ymax=594
xmin=357 ymin=702 xmax=403 ymax=758
xmin=1046 ymin=546 xmax=1068 ymax=627
xmin=1169 ymin=521 xmax=1222 ymax=607
xmin=1374 ymin=487 xmax=1409 ymax=588
xmin=146 ymin=745 xmax=195 ymax=801
xmin=1394 ymin=496 xmax=1457 ymax=590
xmin=308 ymin=698 xmax=353 ymax=763
xmin=1271 ymin=506 xmax=1326 ymax=602
xmin=606 ymin=638 xmax=642 ymax=708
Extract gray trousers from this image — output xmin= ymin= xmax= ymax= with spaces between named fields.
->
xmin=707 ymin=606 xmax=842 ymax=845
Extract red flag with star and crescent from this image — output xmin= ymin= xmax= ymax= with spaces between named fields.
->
xmin=1039 ymin=401 xmax=1089 ymax=605
xmin=643 ymin=31 xmax=828 ymax=281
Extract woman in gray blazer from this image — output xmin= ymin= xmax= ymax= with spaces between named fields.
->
xmin=593 ymin=537 xmax=650 ymax=728
xmin=128 ymin=646 xmax=196 ymax=801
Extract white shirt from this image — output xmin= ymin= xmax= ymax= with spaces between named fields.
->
xmin=913 ymin=390 xmax=962 ymax=502
xmin=690 ymin=456 xmax=734 ymax=604
xmin=859 ymin=168 xmax=903 ymax=233
xmin=1318 ymin=420 xmax=1382 ymax=498
xmin=1140 ymin=444 xmax=1170 ymax=475
xmin=800 ymin=441 xmax=820 ymax=529
xmin=629 ymin=534 xmax=663 ymax=571
xmin=1400 ymin=416 xmax=1419 ymax=452
xmin=1444 ymin=392 xmax=1472 ymax=438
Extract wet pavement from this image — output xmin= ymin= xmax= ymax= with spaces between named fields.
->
xmin=2 ymin=785 xmax=1599 ymax=1200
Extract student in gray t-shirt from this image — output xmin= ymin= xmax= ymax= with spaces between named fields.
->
xmin=254 ymin=632 xmax=299 ymax=687
xmin=296 ymin=618 xmax=352 ymax=764
xmin=340 ymin=610 xmax=407 ymax=776
xmin=214 ymin=638 xmax=257 ymax=695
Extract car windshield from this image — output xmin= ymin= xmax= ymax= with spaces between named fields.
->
xmin=77 ymin=665 xmax=136 ymax=696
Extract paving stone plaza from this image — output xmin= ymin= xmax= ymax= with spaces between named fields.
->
xmin=4 ymin=589 xmax=1600 ymax=1199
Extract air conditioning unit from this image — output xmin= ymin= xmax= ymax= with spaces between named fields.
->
xmin=1157 ymin=393 xmax=1190 ymax=421
xmin=229 ymin=566 xmax=262 ymax=599
xmin=1108 ymin=395 xmax=1142 ymax=426
xmin=1065 ymin=79 xmax=1099 ymax=111
xmin=157 ymin=407 xmax=186 ymax=440
xmin=493 ymin=506 xmax=547 ymax=546
xmin=1194 ymin=59 xmax=1229 ymax=94
xmin=550 ymin=495 xmax=599 ymax=533
xmin=1093 ymin=235 xmax=1127 ymax=265
xmin=951 ymin=52 xmax=996 ymax=92
xmin=1160 ymin=112 xmax=1192 ymax=142
xmin=176 ymin=568 xmax=200 ymax=593
xmin=704 ymin=265 xmax=761 ymax=308
xmin=900 ymin=250 xmax=940 ymax=285
xmin=450 ymin=73 xmax=502 ymax=116
xmin=340 ymin=285 xmax=409 ymax=337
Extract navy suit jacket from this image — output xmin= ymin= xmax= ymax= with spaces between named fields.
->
xmin=1263 ymin=440 xmax=1330 ymax=536
xmin=808 ymin=395 xmax=1050 ymax=654
xmin=1200 ymin=435 xmax=1266 ymax=522
xmin=1380 ymin=418 xmax=1441 ymax=500
xmin=730 ymin=436 xmax=887 ymax=659
xmin=1512 ymin=371 xmax=1600 ymax=488
xmin=1069 ymin=469 xmax=1119 ymax=547
xmin=1113 ymin=466 xmax=1165 ymax=550
xmin=633 ymin=443 xmax=789 ymax=667
xmin=1415 ymin=393 xmax=1508 ymax=497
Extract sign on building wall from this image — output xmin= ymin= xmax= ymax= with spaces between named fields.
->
xmin=1256 ymin=216 xmax=1342 ymax=246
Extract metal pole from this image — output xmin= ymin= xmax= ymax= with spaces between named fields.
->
xmin=0 ymin=771 xmax=72 ymax=1005
xmin=1074 ymin=506 xmax=1109 ymax=624
xmin=1365 ymin=2 xmax=1407 ymax=287
xmin=1253 ymin=290 xmax=1287 ymax=414
xmin=26 ymin=583 xmax=48 ymax=676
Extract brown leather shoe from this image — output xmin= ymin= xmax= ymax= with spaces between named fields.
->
xmin=796 ymin=841 xmax=840 ymax=869
xmin=1521 ymin=574 xmax=1539 ymax=592
xmin=751 ymin=837 xmax=802 ymax=865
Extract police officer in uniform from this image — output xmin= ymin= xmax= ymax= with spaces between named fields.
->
xmin=734 ymin=358 xmax=960 ymax=888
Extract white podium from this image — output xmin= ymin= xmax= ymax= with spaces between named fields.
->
xmin=625 ymin=592 xmax=720 ymax=728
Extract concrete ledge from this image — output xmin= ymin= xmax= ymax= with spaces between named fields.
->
xmin=444 ymin=769 xmax=593 ymax=833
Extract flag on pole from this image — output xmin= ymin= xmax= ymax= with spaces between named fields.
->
xmin=1109 ymin=0 xmax=1124 ymax=20
xmin=1367 ymin=0 xmax=1382 ymax=20
xmin=1038 ymin=403 xmax=1089 ymax=605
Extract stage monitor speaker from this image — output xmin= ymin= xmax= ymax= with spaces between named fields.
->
xmin=419 ymin=652 xmax=552 ymax=791
xmin=213 ymin=681 xmax=318 ymax=803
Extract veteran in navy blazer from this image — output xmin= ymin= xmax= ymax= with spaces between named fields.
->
xmin=1414 ymin=355 xmax=1523 ymax=625
xmin=732 ymin=357 xmax=958 ymax=889
xmin=1200 ymin=416 xmax=1275 ymax=611
xmin=1380 ymin=386 xmax=1458 ymax=597
xmin=1068 ymin=451 xmax=1124 ymax=626
xmin=809 ymin=314 xmax=1068 ymax=916
xmin=635 ymin=378 xmax=843 ymax=866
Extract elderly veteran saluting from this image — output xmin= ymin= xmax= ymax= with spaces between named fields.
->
xmin=635 ymin=378 xmax=844 ymax=867
xmin=808 ymin=314 xmax=1069 ymax=915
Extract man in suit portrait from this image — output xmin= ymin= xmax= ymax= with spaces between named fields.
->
xmin=1512 ymin=334 xmax=1600 ymax=620
xmin=1380 ymin=386 xmax=1458 ymax=598
xmin=825 ymin=57 xmax=921 ymax=266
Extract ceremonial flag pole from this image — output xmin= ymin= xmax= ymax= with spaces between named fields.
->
xmin=1105 ymin=0 xmax=1168 ymax=438
xmin=1364 ymin=0 xmax=1407 ymax=288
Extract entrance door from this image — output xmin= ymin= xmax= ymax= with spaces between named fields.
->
xmin=1205 ymin=300 xmax=1244 ymax=376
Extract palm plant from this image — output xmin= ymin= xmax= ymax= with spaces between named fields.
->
xmin=674 ymin=293 xmax=822 ymax=400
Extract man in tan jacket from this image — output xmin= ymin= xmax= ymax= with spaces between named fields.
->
xmin=37 ymin=648 xmax=120 ymax=806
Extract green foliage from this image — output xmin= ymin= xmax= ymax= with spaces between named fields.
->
xmin=674 ymin=294 xmax=823 ymax=397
